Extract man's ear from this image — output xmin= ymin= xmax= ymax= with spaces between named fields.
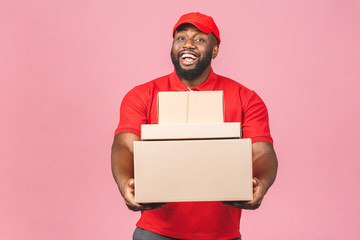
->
xmin=212 ymin=45 xmax=219 ymax=59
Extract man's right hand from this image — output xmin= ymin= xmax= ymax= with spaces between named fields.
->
xmin=112 ymin=133 xmax=167 ymax=211
xmin=121 ymin=178 xmax=167 ymax=211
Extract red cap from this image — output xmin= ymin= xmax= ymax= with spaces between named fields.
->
xmin=173 ymin=12 xmax=221 ymax=45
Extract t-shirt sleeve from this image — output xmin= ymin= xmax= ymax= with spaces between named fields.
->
xmin=114 ymin=86 xmax=149 ymax=137
xmin=242 ymin=91 xmax=273 ymax=144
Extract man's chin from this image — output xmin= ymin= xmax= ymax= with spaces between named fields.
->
xmin=171 ymin=51 xmax=212 ymax=81
xmin=179 ymin=65 xmax=196 ymax=71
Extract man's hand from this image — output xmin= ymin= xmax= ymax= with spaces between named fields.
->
xmin=112 ymin=133 xmax=167 ymax=212
xmin=222 ymin=178 xmax=265 ymax=209
xmin=120 ymin=178 xmax=167 ymax=212
xmin=222 ymin=141 xmax=278 ymax=210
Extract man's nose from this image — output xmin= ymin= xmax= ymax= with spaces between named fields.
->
xmin=183 ymin=39 xmax=195 ymax=49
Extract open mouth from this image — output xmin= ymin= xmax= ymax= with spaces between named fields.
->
xmin=180 ymin=52 xmax=198 ymax=66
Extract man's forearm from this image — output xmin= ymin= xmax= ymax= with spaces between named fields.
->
xmin=111 ymin=142 xmax=134 ymax=196
xmin=111 ymin=133 xmax=140 ymax=197
xmin=253 ymin=152 xmax=278 ymax=192
xmin=252 ymin=142 xmax=278 ymax=193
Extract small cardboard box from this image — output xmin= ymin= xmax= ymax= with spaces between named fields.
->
xmin=141 ymin=122 xmax=242 ymax=140
xmin=158 ymin=91 xmax=224 ymax=124
xmin=134 ymin=139 xmax=253 ymax=203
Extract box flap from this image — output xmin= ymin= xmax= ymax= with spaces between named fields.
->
xmin=157 ymin=91 xmax=224 ymax=124
xmin=158 ymin=92 xmax=188 ymax=124
xmin=188 ymin=91 xmax=224 ymax=123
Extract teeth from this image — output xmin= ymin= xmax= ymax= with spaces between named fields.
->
xmin=181 ymin=53 xmax=197 ymax=59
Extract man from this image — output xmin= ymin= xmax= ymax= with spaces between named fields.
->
xmin=111 ymin=12 xmax=278 ymax=240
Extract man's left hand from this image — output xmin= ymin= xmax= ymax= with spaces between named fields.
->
xmin=221 ymin=177 xmax=265 ymax=210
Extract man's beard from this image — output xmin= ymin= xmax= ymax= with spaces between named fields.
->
xmin=171 ymin=50 xmax=213 ymax=81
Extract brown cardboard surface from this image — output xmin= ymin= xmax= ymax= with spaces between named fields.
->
xmin=158 ymin=92 xmax=188 ymax=124
xmin=134 ymin=139 xmax=253 ymax=203
xmin=157 ymin=91 xmax=224 ymax=124
xmin=188 ymin=91 xmax=224 ymax=123
xmin=141 ymin=122 xmax=241 ymax=140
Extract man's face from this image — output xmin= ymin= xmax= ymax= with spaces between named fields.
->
xmin=171 ymin=24 xmax=219 ymax=80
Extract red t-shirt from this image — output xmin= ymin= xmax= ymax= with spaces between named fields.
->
xmin=115 ymin=69 xmax=273 ymax=239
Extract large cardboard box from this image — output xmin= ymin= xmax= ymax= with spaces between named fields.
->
xmin=134 ymin=139 xmax=253 ymax=203
xmin=141 ymin=123 xmax=242 ymax=140
xmin=158 ymin=91 xmax=224 ymax=124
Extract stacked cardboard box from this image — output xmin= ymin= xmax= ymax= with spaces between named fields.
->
xmin=134 ymin=91 xmax=253 ymax=203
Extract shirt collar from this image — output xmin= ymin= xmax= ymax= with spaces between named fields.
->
xmin=169 ymin=68 xmax=218 ymax=91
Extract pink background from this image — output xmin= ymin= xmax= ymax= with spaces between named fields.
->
xmin=1 ymin=1 xmax=359 ymax=239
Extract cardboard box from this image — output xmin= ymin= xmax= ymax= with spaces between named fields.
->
xmin=141 ymin=123 xmax=242 ymax=140
xmin=134 ymin=139 xmax=253 ymax=203
xmin=158 ymin=91 xmax=224 ymax=124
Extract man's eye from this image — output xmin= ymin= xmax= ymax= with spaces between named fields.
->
xmin=195 ymin=38 xmax=205 ymax=42
xmin=178 ymin=37 xmax=185 ymax=41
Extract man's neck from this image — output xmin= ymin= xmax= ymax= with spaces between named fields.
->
xmin=180 ymin=65 xmax=212 ymax=88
